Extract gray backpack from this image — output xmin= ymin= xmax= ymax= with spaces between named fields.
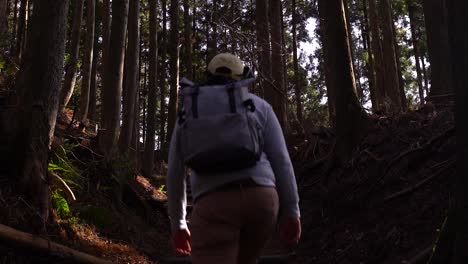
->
xmin=177 ymin=77 xmax=263 ymax=174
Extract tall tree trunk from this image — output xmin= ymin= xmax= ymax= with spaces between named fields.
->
xmin=99 ymin=0 xmax=129 ymax=158
xmin=379 ymin=0 xmax=402 ymax=113
xmin=88 ymin=22 xmax=99 ymax=121
xmin=14 ymin=0 xmax=26 ymax=59
xmin=392 ymin=19 xmax=408 ymax=111
xmin=407 ymin=0 xmax=425 ymax=105
xmin=10 ymin=0 xmax=18 ymax=53
xmin=269 ymin=0 xmax=287 ymax=129
xmin=207 ymin=0 xmax=217 ymax=60
xmin=159 ymin=0 xmax=168 ymax=151
xmin=183 ymin=0 xmax=193 ymax=80
xmin=368 ymin=0 xmax=385 ymax=112
xmin=59 ymin=0 xmax=84 ymax=110
xmin=447 ymin=2 xmax=468 ymax=262
xmin=422 ymin=0 xmax=452 ymax=105
xmin=318 ymin=0 xmax=368 ymax=162
xmin=143 ymin=0 xmax=158 ymax=178
xmin=344 ymin=0 xmax=364 ymax=104
xmin=0 ymin=0 xmax=7 ymax=43
xmin=119 ymin=0 xmax=140 ymax=155
xmin=292 ymin=0 xmax=303 ymax=124
xmin=230 ymin=0 xmax=237 ymax=53
xmin=166 ymin=0 xmax=179 ymax=153
xmin=99 ymin=0 xmax=110 ymax=123
xmin=362 ymin=0 xmax=378 ymax=111
xmin=78 ymin=0 xmax=95 ymax=124
xmin=255 ymin=0 xmax=271 ymax=98
xmin=421 ymin=55 xmax=430 ymax=95
xmin=13 ymin=0 xmax=69 ymax=223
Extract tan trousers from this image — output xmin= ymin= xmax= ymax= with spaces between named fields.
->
xmin=190 ymin=185 xmax=279 ymax=264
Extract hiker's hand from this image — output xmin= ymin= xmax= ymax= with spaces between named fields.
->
xmin=172 ymin=228 xmax=191 ymax=255
xmin=279 ymin=217 xmax=301 ymax=246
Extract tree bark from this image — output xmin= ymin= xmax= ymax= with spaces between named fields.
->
xmin=59 ymin=0 xmax=84 ymax=110
xmin=423 ymin=0 xmax=452 ymax=105
xmin=183 ymin=0 xmax=193 ymax=80
xmin=292 ymin=0 xmax=303 ymax=124
xmin=143 ymin=0 xmax=158 ymax=178
xmin=166 ymin=0 xmax=179 ymax=153
xmin=159 ymin=0 xmax=168 ymax=150
xmin=0 ymin=0 xmax=7 ymax=42
xmin=318 ymin=0 xmax=368 ymax=162
xmin=119 ymin=0 xmax=140 ymax=155
xmin=13 ymin=0 xmax=69 ymax=222
xmin=88 ymin=22 xmax=99 ymax=121
xmin=14 ymin=0 xmax=26 ymax=59
xmin=269 ymin=0 xmax=287 ymax=129
xmin=10 ymin=0 xmax=18 ymax=53
xmin=379 ymin=0 xmax=402 ymax=113
xmin=255 ymin=0 xmax=271 ymax=98
xmin=407 ymin=0 xmax=425 ymax=105
xmin=368 ymin=0 xmax=385 ymax=111
xmin=99 ymin=0 xmax=129 ymax=158
xmin=362 ymin=0 xmax=378 ymax=111
xmin=421 ymin=55 xmax=430 ymax=95
xmin=392 ymin=19 xmax=408 ymax=111
xmin=78 ymin=0 xmax=95 ymax=124
xmin=447 ymin=1 xmax=468 ymax=262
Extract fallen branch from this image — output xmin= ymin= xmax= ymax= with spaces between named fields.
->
xmin=0 ymin=223 xmax=111 ymax=264
xmin=384 ymin=158 xmax=455 ymax=202
xmin=402 ymin=245 xmax=432 ymax=264
xmin=50 ymin=171 xmax=76 ymax=201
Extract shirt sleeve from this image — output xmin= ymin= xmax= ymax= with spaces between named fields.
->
xmin=167 ymin=123 xmax=189 ymax=232
xmin=262 ymin=105 xmax=301 ymax=219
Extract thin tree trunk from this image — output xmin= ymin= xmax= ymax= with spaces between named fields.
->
xmin=14 ymin=0 xmax=26 ymax=59
xmin=119 ymin=0 xmax=140 ymax=154
xmin=230 ymin=0 xmax=236 ymax=53
xmin=159 ymin=0 xmax=168 ymax=151
xmin=292 ymin=0 xmax=303 ymax=124
xmin=407 ymin=0 xmax=425 ymax=105
xmin=99 ymin=0 xmax=129 ymax=158
xmin=99 ymin=0 xmax=110 ymax=123
xmin=269 ymin=0 xmax=287 ymax=129
xmin=392 ymin=19 xmax=407 ymax=110
xmin=59 ymin=0 xmax=84 ymax=110
xmin=183 ymin=0 xmax=193 ymax=80
xmin=379 ymin=0 xmax=402 ymax=113
xmin=421 ymin=55 xmax=430 ymax=95
xmin=0 ymin=0 xmax=7 ymax=42
xmin=362 ymin=0 xmax=377 ymax=111
xmin=13 ymin=0 xmax=69 ymax=223
xmin=344 ymin=0 xmax=364 ymax=104
xmin=88 ymin=23 xmax=99 ymax=121
xmin=318 ymin=0 xmax=368 ymax=162
xmin=166 ymin=0 xmax=179 ymax=153
xmin=143 ymin=0 xmax=158 ymax=178
xmin=10 ymin=0 xmax=18 ymax=53
xmin=368 ymin=0 xmax=385 ymax=111
xmin=255 ymin=0 xmax=271 ymax=98
xmin=78 ymin=0 xmax=95 ymax=124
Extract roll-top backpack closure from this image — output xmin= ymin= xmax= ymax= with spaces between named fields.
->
xmin=177 ymin=77 xmax=262 ymax=174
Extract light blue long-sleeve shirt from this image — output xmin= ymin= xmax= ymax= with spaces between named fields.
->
xmin=167 ymin=94 xmax=300 ymax=232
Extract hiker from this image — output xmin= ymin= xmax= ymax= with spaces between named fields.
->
xmin=167 ymin=53 xmax=301 ymax=264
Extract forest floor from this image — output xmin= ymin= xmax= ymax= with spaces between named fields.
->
xmin=0 ymin=104 xmax=454 ymax=264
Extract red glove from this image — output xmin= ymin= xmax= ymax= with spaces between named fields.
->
xmin=172 ymin=229 xmax=192 ymax=255
xmin=279 ymin=217 xmax=301 ymax=246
